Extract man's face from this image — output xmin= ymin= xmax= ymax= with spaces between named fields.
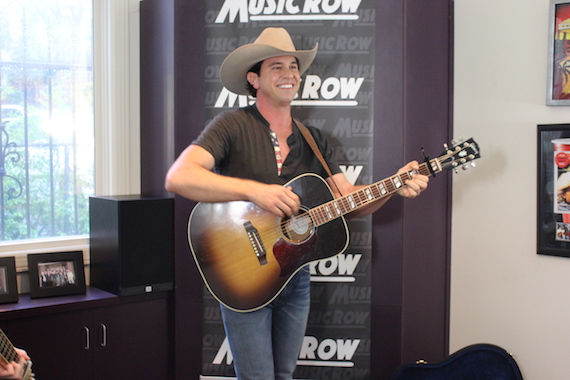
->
xmin=564 ymin=188 xmax=570 ymax=203
xmin=249 ymin=55 xmax=300 ymax=106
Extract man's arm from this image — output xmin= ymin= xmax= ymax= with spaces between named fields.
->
xmin=165 ymin=144 xmax=301 ymax=217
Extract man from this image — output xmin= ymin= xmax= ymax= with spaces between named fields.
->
xmin=165 ymin=27 xmax=429 ymax=380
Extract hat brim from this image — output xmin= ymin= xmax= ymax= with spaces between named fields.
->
xmin=220 ymin=43 xmax=318 ymax=95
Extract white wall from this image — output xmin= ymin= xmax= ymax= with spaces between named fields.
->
xmin=452 ymin=0 xmax=570 ymax=379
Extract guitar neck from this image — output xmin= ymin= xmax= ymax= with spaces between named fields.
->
xmin=309 ymin=158 xmax=441 ymax=227
xmin=0 ymin=329 xmax=19 ymax=367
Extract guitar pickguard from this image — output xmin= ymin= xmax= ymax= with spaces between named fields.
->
xmin=274 ymin=233 xmax=317 ymax=277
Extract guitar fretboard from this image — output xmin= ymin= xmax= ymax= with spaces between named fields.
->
xmin=0 ymin=329 xmax=18 ymax=364
xmin=308 ymin=158 xmax=440 ymax=227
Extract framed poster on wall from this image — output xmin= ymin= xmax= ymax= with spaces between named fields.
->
xmin=547 ymin=0 xmax=570 ymax=105
xmin=537 ymin=124 xmax=570 ymax=257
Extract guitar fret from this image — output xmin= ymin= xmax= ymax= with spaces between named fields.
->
xmin=364 ymin=187 xmax=374 ymax=201
xmin=324 ymin=205 xmax=334 ymax=219
xmin=376 ymin=182 xmax=388 ymax=196
xmin=311 ymin=208 xmax=324 ymax=225
xmin=333 ymin=202 xmax=341 ymax=216
xmin=347 ymin=195 xmax=356 ymax=210
xmin=0 ymin=330 xmax=17 ymax=364
xmin=392 ymin=176 xmax=402 ymax=189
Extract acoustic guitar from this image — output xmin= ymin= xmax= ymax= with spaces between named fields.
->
xmin=188 ymin=138 xmax=480 ymax=312
xmin=0 ymin=329 xmax=33 ymax=380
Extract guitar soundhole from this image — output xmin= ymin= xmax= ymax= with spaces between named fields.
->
xmin=281 ymin=207 xmax=315 ymax=243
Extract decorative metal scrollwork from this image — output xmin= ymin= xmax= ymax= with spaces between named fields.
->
xmin=1 ymin=121 xmax=23 ymax=200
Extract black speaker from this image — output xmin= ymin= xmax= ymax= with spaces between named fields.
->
xmin=89 ymin=195 xmax=174 ymax=296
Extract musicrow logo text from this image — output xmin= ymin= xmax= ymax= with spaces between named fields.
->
xmin=214 ymin=0 xmax=363 ymax=23
xmin=212 ymin=336 xmax=360 ymax=367
xmin=309 ymin=253 xmax=362 ymax=282
xmin=214 ymin=75 xmax=365 ymax=107
xmin=206 ymin=36 xmax=373 ymax=53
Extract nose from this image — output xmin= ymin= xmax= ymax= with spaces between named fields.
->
xmin=283 ymin=67 xmax=295 ymax=77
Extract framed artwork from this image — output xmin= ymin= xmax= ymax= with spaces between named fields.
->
xmin=0 ymin=257 xmax=18 ymax=304
xmin=547 ymin=0 xmax=570 ymax=105
xmin=537 ymin=124 xmax=570 ymax=257
xmin=27 ymin=251 xmax=86 ymax=299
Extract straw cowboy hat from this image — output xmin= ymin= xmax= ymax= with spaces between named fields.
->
xmin=219 ymin=27 xmax=318 ymax=95
xmin=559 ymin=171 xmax=570 ymax=192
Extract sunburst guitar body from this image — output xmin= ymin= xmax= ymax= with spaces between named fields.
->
xmin=188 ymin=174 xmax=349 ymax=312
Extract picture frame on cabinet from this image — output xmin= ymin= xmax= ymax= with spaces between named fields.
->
xmin=547 ymin=0 xmax=570 ymax=105
xmin=28 ymin=251 xmax=86 ymax=299
xmin=0 ymin=257 xmax=19 ymax=304
xmin=537 ymin=124 xmax=570 ymax=257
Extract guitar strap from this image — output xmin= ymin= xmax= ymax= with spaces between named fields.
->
xmin=294 ymin=119 xmax=344 ymax=196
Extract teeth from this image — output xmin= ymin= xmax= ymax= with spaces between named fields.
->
xmin=278 ymin=84 xmax=293 ymax=88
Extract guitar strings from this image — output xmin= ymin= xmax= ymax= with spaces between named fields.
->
xmin=251 ymin=149 xmax=461 ymax=244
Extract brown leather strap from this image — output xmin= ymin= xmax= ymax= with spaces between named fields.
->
xmin=295 ymin=119 xmax=343 ymax=196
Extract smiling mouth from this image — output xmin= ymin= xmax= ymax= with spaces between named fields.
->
xmin=278 ymin=84 xmax=294 ymax=89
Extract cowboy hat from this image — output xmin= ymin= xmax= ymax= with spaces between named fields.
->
xmin=219 ymin=27 xmax=318 ymax=95
xmin=559 ymin=171 xmax=570 ymax=192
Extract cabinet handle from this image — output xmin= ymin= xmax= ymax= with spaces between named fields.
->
xmin=84 ymin=326 xmax=90 ymax=350
xmin=100 ymin=323 xmax=107 ymax=347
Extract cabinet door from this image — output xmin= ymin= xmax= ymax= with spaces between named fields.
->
xmin=93 ymin=297 xmax=172 ymax=379
xmin=5 ymin=310 xmax=94 ymax=380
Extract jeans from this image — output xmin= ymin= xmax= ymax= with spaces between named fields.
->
xmin=220 ymin=268 xmax=311 ymax=380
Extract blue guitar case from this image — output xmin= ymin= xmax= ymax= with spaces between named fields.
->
xmin=391 ymin=343 xmax=524 ymax=380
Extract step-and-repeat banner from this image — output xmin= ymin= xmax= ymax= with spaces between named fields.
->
xmin=201 ymin=1 xmax=375 ymax=378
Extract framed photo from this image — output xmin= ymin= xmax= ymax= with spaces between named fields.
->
xmin=27 ymin=251 xmax=86 ymax=299
xmin=547 ymin=0 xmax=570 ymax=105
xmin=0 ymin=257 xmax=18 ymax=304
xmin=537 ymin=124 xmax=570 ymax=257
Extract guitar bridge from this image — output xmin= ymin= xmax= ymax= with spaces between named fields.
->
xmin=243 ymin=221 xmax=267 ymax=266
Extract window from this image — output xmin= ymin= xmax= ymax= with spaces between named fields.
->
xmin=0 ymin=0 xmax=94 ymax=241
xmin=0 ymin=0 xmax=140 ymax=267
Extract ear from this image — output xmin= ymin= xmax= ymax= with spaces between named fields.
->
xmin=247 ymin=72 xmax=259 ymax=89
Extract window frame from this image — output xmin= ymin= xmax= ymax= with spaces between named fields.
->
xmin=0 ymin=0 xmax=141 ymax=273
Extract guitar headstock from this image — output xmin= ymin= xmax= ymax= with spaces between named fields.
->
xmin=437 ymin=137 xmax=481 ymax=173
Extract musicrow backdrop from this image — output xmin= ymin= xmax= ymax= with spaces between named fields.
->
xmin=200 ymin=0 xmax=375 ymax=378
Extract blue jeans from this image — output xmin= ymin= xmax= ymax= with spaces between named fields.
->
xmin=220 ymin=268 xmax=311 ymax=380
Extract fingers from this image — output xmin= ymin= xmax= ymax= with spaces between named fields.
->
xmin=398 ymin=161 xmax=429 ymax=199
xmin=15 ymin=348 xmax=29 ymax=362
xmin=269 ymin=191 xmax=300 ymax=217
xmin=404 ymin=179 xmax=426 ymax=198
xmin=280 ymin=186 xmax=301 ymax=215
xmin=251 ymin=184 xmax=301 ymax=217
xmin=0 ymin=362 xmax=20 ymax=379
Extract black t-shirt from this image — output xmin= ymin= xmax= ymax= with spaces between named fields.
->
xmin=193 ymin=104 xmax=341 ymax=185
